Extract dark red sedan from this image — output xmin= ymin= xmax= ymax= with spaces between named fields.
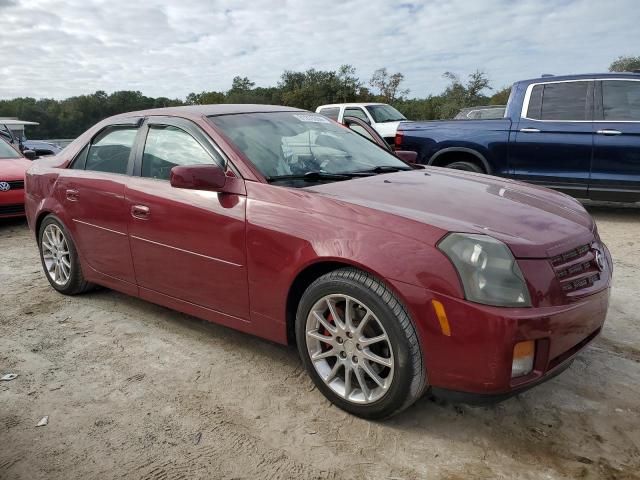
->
xmin=25 ymin=105 xmax=612 ymax=419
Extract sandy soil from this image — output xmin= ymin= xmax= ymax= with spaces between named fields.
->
xmin=1 ymin=204 xmax=639 ymax=480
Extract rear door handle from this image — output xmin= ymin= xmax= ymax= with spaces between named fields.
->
xmin=65 ymin=189 xmax=79 ymax=201
xmin=131 ymin=205 xmax=150 ymax=219
xmin=596 ymin=129 xmax=622 ymax=136
xmin=519 ymin=128 xmax=541 ymax=133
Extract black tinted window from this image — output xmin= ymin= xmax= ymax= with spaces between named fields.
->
xmin=526 ymin=85 xmax=543 ymax=119
xmin=344 ymin=107 xmax=369 ymax=121
xmin=539 ymin=82 xmax=589 ymax=121
xmin=142 ymin=125 xmax=216 ymax=180
xmin=603 ymin=80 xmax=640 ymax=121
xmin=85 ymin=128 xmax=137 ymax=174
xmin=318 ymin=107 xmax=340 ymax=120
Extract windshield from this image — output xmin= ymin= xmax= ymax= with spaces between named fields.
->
xmin=0 ymin=139 xmax=20 ymax=159
xmin=208 ymin=112 xmax=408 ymax=182
xmin=364 ymin=105 xmax=407 ymax=123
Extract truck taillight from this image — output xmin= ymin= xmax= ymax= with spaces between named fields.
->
xmin=394 ymin=131 xmax=404 ymax=150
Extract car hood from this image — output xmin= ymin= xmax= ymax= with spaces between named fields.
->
xmin=0 ymin=157 xmax=31 ymax=180
xmin=373 ymin=121 xmax=405 ymax=138
xmin=304 ymin=168 xmax=595 ymax=259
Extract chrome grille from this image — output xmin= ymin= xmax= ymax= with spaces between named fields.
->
xmin=552 ymin=244 xmax=601 ymax=293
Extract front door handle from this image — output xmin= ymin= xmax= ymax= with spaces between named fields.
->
xmin=131 ymin=205 xmax=150 ymax=219
xmin=65 ymin=189 xmax=79 ymax=201
xmin=596 ymin=129 xmax=622 ymax=136
xmin=520 ymin=128 xmax=541 ymax=133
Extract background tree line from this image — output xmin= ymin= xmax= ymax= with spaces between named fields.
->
xmin=1 ymin=55 xmax=638 ymax=139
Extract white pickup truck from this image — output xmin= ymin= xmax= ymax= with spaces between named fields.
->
xmin=315 ymin=102 xmax=408 ymax=145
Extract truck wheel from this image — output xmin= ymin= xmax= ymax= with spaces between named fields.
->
xmin=296 ymin=268 xmax=427 ymax=419
xmin=444 ymin=160 xmax=485 ymax=173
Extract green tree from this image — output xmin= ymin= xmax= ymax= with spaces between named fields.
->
xmin=438 ymin=70 xmax=492 ymax=119
xmin=489 ymin=86 xmax=511 ymax=105
xmin=609 ymin=55 xmax=640 ymax=72
xmin=369 ymin=68 xmax=409 ymax=102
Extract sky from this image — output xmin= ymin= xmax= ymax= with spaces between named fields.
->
xmin=1 ymin=0 xmax=639 ymax=100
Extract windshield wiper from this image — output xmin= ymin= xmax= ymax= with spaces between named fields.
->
xmin=266 ymin=171 xmax=354 ymax=183
xmin=352 ymin=165 xmax=412 ymax=174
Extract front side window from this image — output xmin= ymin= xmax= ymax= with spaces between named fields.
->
xmin=208 ymin=112 xmax=408 ymax=181
xmin=344 ymin=107 xmax=369 ymax=122
xmin=364 ymin=104 xmax=407 ymax=123
xmin=84 ymin=127 xmax=137 ymax=174
xmin=526 ymin=81 xmax=589 ymax=121
xmin=142 ymin=125 xmax=217 ymax=180
xmin=603 ymin=80 xmax=640 ymax=121
xmin=318 ymin=107 xmax=340 ymax=121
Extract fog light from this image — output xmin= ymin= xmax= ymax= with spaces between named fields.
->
xmin=511 ymin=340 xmax=535 ymax=378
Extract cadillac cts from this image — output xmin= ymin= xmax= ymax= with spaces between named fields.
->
xmin=25 ymin=105 xmax=612 ymax=419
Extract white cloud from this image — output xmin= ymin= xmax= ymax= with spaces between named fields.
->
xmin=0 ymin=0 xmax=638 ymax=100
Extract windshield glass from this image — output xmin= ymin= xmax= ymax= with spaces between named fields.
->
xmin=364 ymin=105 xmax=407 ymax=123
xmin=0 ymin=139 xmax=20 ymax=159
xmin=208 ymin=112 xmax=408 ymax=180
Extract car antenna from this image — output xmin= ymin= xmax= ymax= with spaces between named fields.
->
xmin=541 ymin=74 xmax=554 ymax=78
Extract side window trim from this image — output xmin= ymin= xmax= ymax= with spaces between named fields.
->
xmin=521 ymin=78 xmax=640 ymax=123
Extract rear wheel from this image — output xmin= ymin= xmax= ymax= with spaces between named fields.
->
xmin=38 ymin=215 xmax=93 ymax=295
xmin=296 ymin=268 xmax=426 ymax=419
xmin=443 ymin=160 xmax=485 ymax=173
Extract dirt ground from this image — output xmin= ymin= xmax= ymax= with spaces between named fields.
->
xmin=1 ymin=203 xmax=639 ymax=480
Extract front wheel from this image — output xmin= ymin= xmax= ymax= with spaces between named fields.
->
xmin=296 ymin=268 xmax=426 ymax=419
xmin=38 ymin=215 xmax=93 ymax=295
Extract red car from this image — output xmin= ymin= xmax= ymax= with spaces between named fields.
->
xmin=0 ymin=138 xmax=35 ymax=218
xmin=25 ymin=105 xmax=612 ymax=419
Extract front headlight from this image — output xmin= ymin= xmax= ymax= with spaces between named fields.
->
xmin=438 ymin=233 xmax=531 ymax=307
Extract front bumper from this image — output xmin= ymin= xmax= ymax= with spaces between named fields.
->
xmin=403 ymin=284 xmax=610 ymax=397
xmin=0 ymin=188 xmax=25 ymax=218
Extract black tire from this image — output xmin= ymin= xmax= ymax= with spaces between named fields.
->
xmin=295 ymin=268 xmax=427 ymax=419
xmin=38 ymin=215 xmax=93 ymax=295
xmin=444 ymin=160 xmax=485 ymax=173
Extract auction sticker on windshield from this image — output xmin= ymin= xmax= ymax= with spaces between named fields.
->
xmin=293 ymin=114 xmax=330 ymax=124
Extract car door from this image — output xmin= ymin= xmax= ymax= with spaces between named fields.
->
xmin=509 ymin=80 xmax=594 ymax=198
xmin=590 ymin=78 xmax=640 ymax=202
xmin=55 ymin=121 xmax=140 ymax=287
xmin=125 ymin=116 xmax=250 ymax=320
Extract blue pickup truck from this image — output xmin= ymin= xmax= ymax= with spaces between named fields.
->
xmin=396 ymin=73 xmax=640 ymax=202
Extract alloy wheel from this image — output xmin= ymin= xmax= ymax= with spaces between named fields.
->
xmin=41 ymin=224 xmax=71 ymax=286
xmin=305 ymin=294 xmax=394 ymax=404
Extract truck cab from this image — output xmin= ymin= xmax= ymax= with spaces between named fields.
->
xmin=397 ymin=73 xmax=640 ymax=203
xmin=315 ymin=102 xmax=408 ymax=145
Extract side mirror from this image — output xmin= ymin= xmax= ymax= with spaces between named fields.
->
xmin=394 ymin=150 xmax=418 ymax=164
xmin=170 ymin=164 xmax=227 ymax=192
xmin=23 ymin=149 xmax=38 ymax=160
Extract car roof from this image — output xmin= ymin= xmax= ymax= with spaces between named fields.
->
xmin=515 ymin=72 xmax=640 ymax=86
xmin=317 ymin=103 xmax=386 ymax=108
xmin=109 ymin=104 xmax=305 ymax=120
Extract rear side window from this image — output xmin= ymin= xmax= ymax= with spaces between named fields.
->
xmin=142 ymin=125 xmax=217 ymax=180
xmin=318 ymin=107 xmax=340 ymax=121
xmin=526 ymin=82 xmax=589 ymax=121
xmin=603 ymin=80 xmax=640 ymax=121
xmin=344 ymin=107 xmax=369 ymax=121
xmin=84 ymin=127 xmax=137 ymax=174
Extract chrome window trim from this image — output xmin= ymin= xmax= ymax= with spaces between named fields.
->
xmin=520 ymin=78 xmax=640 ymax=123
